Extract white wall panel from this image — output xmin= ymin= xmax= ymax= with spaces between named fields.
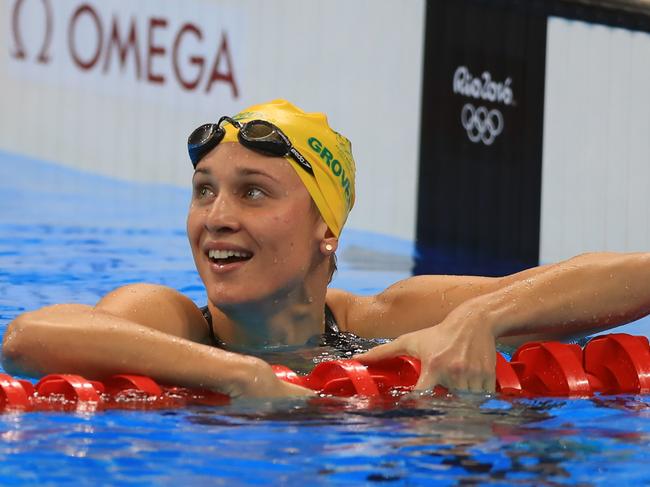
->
xmin=0 ymin=0 xmax=425 ymax=240
xmin=541 ymin=17 xmax=650 ymax=262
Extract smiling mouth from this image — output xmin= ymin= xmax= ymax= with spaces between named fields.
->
xmin=207 ymin=249 xmax=253 ymax=265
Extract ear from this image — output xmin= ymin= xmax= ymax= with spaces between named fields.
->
xmin=320 ymin=228 xmax=339 ymax=255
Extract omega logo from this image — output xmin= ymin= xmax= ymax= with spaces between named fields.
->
xmin=10 ymin=0 xmax=53 ymax=63
xmin=8 ymin=0 xmax=240 ymax=97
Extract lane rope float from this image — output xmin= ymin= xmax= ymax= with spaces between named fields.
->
xmin=0 ymin=333 xmax=648 ymax=412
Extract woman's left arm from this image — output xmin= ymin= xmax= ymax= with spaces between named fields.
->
xmin=350 ymin=252 xmax=650 ymax=392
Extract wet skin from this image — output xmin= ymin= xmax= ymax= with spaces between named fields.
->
xmin=187 ymin=142 xmax=334 ymax=346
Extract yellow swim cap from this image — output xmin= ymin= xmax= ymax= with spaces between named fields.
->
xmin=221 ymin=99 xmax=356 ymax=237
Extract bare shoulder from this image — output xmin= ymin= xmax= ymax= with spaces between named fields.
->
xmin=325 ymin=288 xmax=368 ymax=333
xmin=96 ymin=283 xmax=209 ymax=343
xmin=326 ymin=274 xmax=499 ymax=338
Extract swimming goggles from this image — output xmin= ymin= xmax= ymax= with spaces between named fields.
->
xmin=187 ymin=116 xmax=314 ymax=175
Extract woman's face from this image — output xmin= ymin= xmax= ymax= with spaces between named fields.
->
xmin=187 ymin=142 xmax=327 ymax=307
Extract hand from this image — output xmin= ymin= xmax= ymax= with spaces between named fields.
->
xmin=355 ymin=305 xmax=498 ymax=393
xmin=227 ymin=356 xmax=316 ymax=399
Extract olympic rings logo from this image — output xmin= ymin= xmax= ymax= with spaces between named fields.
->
xmin=460 ymin=103 xmax=504 ymax=146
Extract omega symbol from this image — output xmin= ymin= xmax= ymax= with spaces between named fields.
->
xmin=10 ymin=0 xmax=53 ymax=63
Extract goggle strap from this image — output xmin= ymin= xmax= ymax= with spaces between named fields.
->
xmin=289 ymin=147 xmax=314 ymax=175
xmin=218 ymin=116 xmax=241 ymax=129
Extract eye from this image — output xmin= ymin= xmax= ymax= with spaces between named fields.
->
xmin=194 ymin=185 xmax=214 ymax=200
xmin=245 ymin=187 xmax=265 ymax=200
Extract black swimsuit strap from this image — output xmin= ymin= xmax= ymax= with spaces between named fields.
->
xmin=200 ymin=305 xmax=221 ymax=347
xmin=324 ymin=303 xmax=340 ymax=335
xmin=200 ymin=303 xmax=340 ymax=348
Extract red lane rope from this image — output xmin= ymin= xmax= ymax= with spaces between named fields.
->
xmin=1 ymin=333 xmax=649 ymax=412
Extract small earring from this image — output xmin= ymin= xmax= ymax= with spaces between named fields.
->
xmin=325 ymin=244 xmax=333 ymax=252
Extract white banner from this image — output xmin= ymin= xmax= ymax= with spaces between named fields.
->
xmin=1 ymin=0 xmax=426 ymax=240
xmin=5 ymin=0 xmax=244 ymax=109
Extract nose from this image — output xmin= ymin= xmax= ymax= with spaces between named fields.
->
xmin=204 ymin=192 xmax=241 ymax=234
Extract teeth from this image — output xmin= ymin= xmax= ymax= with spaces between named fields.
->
xmin=208 ymin=249 xmax=251 ymax=260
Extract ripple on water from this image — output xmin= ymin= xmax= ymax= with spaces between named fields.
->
xmin=1 ymin=153 xmax=650 ymax=484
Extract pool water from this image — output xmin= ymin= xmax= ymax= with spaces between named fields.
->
xmin=1 ymin=151 xmax=650 ymax=485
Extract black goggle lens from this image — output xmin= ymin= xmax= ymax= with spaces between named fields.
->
xmin=189 ymin=123 xmax=217 ymax=145
xmin=188 ymin=123 xmax=224 ymax=167
xmin=241 ymin=121 xmax=275 ymax=140
xmin=239 ymin=121 xmax=288 ymax=157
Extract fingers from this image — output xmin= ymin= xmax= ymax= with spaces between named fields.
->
xmin=356 ymin=339 xmax=497 ymax=395
xmin=468 ymin=375 xmax=485 ymax=393
xmin=414 ymin=365 xmax=495 ymax=394
xmin=353 ymin=340 xmax=406 ymax=363
xmin=282 ymin=382 xmax=316 ymax=397
xmin=414 ymin=368 xmax=440 ymax=391
xmin=249 ymin=377 xmax=315 ymax=398
xmin=482 ymin=373 xmax=496 ymax=394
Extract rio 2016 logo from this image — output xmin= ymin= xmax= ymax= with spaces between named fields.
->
xmin=452 ymin=66 xmax=513 ymax=147
xmin=8 ymin=0 xmax=240 ymax=97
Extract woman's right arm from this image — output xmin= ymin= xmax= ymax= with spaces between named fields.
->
xmin=1 ymin=284 xmax=311 ymax=398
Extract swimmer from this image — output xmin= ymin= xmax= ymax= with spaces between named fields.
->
xmin=3 ymin=99 xmax=650 ymax=397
